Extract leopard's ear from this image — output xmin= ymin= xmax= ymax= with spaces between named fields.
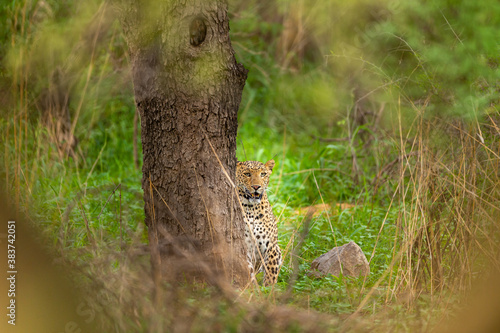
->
xmin=237 ymin=161 xmax=243 ymax=166
xmin=265 ymin=159 xmax=275 ymax=172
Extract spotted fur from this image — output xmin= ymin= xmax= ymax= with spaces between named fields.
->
xmin=236 ymin=159 xmax=282 ymax=285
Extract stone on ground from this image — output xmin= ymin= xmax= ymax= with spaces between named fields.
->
xmin=309 ymin=241 xmax=370 ymax=278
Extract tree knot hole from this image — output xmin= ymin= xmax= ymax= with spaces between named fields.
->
xmin=190 ymin=16 xmax=207 ymax=47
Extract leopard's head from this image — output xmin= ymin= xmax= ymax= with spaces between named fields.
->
xmin=236 ymin=160 xmax=275 ymax=204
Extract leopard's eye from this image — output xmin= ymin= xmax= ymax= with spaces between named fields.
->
xmin=244 ymin=172 xmax=251 ymax=177
xmin=260 ymin=173 xmax=267 ymax=177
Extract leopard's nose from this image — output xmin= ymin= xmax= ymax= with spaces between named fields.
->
xmin=251 ymin=185 xmax=261 ymax=191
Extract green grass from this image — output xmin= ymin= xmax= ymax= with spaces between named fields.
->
xmin=2 ymin=0 xmax=500 ymax=331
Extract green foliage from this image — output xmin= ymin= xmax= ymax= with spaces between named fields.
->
xmin=363 ymin=0 xmax=500 ymax=119
xmin=1 ymin=0 xmax=499 ymax=331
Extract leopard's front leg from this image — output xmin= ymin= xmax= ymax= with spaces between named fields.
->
xmin=262 ymin=243 xmax=282 ymax=286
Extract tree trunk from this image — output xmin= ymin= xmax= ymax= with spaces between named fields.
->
xmin=120 ymin=0 xmax=249 ymax=286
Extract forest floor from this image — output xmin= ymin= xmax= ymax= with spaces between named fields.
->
xmin=2 ymin=0 xmax=500 ymax=331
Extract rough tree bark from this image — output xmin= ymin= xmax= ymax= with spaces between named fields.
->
xmin=120 ymin=0 xmax=249 ymax=285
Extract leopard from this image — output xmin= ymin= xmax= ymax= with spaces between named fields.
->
xmin=236 ymin=159 xmax=282 ymax=285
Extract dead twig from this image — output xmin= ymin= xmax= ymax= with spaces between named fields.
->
xmin=283 ymin=211 xmax=313 ymax=303
xmin=372 ymin=151 xmax=420 ymax=193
